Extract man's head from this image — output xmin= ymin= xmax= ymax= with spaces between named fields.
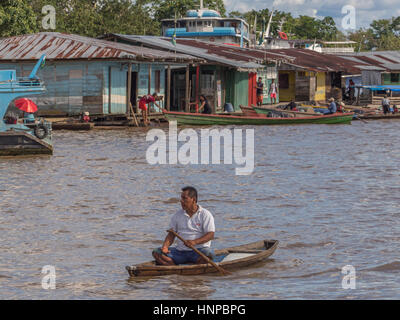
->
xmin=258 ymin=77 xmax=262 ymax=82
xmin=271 ymin=79 xmax=275 ymax=83
xmin=180 ymin=186 xmax=198 ymax=212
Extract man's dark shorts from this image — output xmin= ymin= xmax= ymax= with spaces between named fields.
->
xmin=153 ymin=247 xmax=215 ymax=265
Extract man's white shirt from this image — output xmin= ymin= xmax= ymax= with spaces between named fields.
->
xmin=169 ymin=205 xmax=215 ymax=251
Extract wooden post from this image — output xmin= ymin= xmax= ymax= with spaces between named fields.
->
xmin=196 ymin=65 xmax=200 ymax=112
xmin=167 ymin=65 xmax=171 ymax=111
xmin=148 ymin=64 xmax=152 ymax=95
xmin=108 ymin=66 xmax=112 ymax=114
xmin=127 ymin=63 xmax=132 ymax=116
xmin=185 ymin=64 xmax=190 ymax=112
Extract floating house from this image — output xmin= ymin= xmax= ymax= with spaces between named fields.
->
xmin=0 ymin=32 xmax=199 ymax=117
xmin=268 ymin=48 xmax=363 ymax=103
xmin=102 ymin=34 xmax=293 ymax=111
xmin=337 ymin=51 xmax=400 ymax=105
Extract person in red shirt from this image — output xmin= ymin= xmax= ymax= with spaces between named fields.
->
xmin=139 ymin=93 xmax=162 ymax=125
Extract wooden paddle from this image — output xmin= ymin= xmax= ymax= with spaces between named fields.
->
xmin=167 ymin=229 xmax=231 ymax=276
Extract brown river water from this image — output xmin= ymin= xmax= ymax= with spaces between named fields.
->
xmin=0 ymin=120 xmax=399 ymax=299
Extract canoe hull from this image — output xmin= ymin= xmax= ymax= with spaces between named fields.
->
xmin=164 ymin=111 xmax=353 ymax=125
xmin=252 ymin=107 xmax=353 ymax=124
xmin=126 ymin=239 xmax=278 ymax=277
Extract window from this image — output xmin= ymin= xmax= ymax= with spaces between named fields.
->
xmin=201 ymin=72 xmax=215 ymax=90
xmin=298 ymin=71 xmax=306 ymax=78
xmin=391 ymin=73 xmax=400 ymax=83
xmin=279 ymin=74 xmax=289 ymax=89
xmin=155 ymin=70 xmax=161 ymax=93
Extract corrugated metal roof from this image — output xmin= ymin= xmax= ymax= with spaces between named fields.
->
xmin=105 ymin=34 xmax=294 ymax=71
xmin=336 ymin=51 xmax=400 ymax=72
xmin=357 ymin=65 xmax=386 ymax=71
xmin=268 ymin=48 xmax=364 ymax=74
xmin=0 ymin=32 xmax=198 ymax=62
xmin=382 ymin=63 xmax=400 ymax=71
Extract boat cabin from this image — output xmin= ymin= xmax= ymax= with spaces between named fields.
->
xmin=161 ymin=9 xmax=250 ymax=47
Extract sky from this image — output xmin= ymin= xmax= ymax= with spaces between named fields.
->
xmin=223 ymin=0 xmax=400 ymax=30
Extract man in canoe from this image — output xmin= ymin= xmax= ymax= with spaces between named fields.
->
xmin=152 ymin=186 xmax=216 ymax=265
xmin=324 ymin=97 xmax=337 ymax=115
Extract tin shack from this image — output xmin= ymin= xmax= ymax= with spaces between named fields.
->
xmin=102 ymin=34 xmax=293 ymax=111
xmin=0 ymin=32 xmax=198 ymax=118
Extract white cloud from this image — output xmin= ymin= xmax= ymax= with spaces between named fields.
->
xmin=224 ymin=0 xmax=400 ymax=28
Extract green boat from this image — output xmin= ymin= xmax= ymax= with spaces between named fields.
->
xmin=163 ymin=110 xmax=354 ymax=126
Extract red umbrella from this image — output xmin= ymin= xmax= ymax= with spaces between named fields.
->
xmin=14 ymin=98 xmax=38 ymax=113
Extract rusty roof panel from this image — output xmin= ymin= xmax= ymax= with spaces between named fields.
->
xmin=0 ymin=32 xmax=197 ymax=62
xmin=106 ymin=34 xmax=293 ymax=70
xmin=268 ymin=48 xmax=365 ymax=74
xmin=336 ymin=51 xmax=400 ymax=72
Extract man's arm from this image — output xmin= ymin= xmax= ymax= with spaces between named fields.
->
xmin=185 ymin=232 xmax=215 ymax=248
xmin=161 ymin=231 xmax=176 ymax=254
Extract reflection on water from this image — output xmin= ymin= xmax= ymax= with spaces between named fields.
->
xmin=0 ymin=121 xmax=399 ymax=299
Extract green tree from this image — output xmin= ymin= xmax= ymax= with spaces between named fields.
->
xmin=98 ymin=0 xmax=159 ymax=35
xmin=0 ymin=0 xmax=38 ymax=37
xmin=152 ymin=0 xmax=226 ymax=22
xmin=348 ymin=28 xmax=376 ymax=51
xmin=30 ymin=0 xmax=159 ymax=37
xmin=229 ymin=8 xmax=337 ymax=41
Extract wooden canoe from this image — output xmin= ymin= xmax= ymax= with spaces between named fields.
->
xmin=163 ymin=110 xmax=354 ymax=125
xmin=126 ymin=239 xmax=279 ymax=277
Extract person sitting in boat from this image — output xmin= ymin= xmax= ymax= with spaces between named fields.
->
xmin=139 ymin=93 xmax=162 ymax=125
xmin=4 ymin=112 xmax=18 ymax=124
xmin=198 ymin=95 xmax=212 ymax=114
xmin=324 ymin=98 xmax=337 ymax=115
xmin=336 ymin=101 xmax=345 ymax=113
xmin=284 ymin=100 xmax=297 ymax=111
xmin=80 ymin=111 xmax=90 ymax=123
xmin=152 ymin=186 xmax=216 ymax=265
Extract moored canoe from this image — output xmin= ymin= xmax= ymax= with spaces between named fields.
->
xmin=163 ymin=110 xmax=354 ymax=125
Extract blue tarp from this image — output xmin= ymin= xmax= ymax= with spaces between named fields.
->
xmin=362 ymin=85 xmax=400 ymax=92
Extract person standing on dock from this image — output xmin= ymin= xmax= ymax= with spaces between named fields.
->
xmin=269 ymin=79 xmax=278 ymax=105
xmin=139 ymin=93 xmax=162 ymax=125
xmin=152 ymin=186 xmax=215 ymax=265
xmin=382 ymin=95 xmax=390 ymax=115
xmin=255 ymin=77 xmax=264 ymax=106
